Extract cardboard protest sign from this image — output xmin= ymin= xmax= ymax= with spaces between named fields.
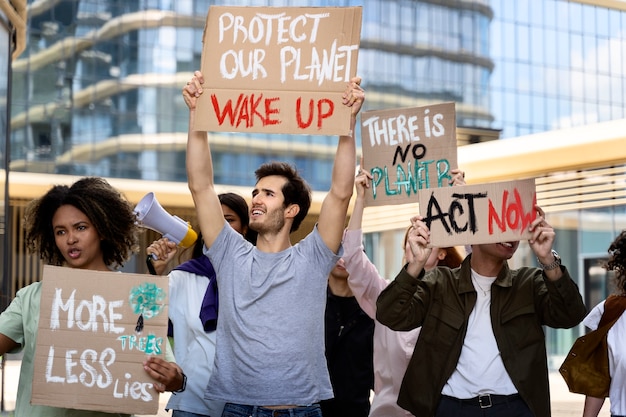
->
xmin=361 ymin=102 xmax=458 ymax=207
xmin=195 ymin=6 xmax=362 ymax=135
xmin=32 ymin=265 xmax=169 ymax=415
xmin=418 ymin=178 xmax=537 ymax=247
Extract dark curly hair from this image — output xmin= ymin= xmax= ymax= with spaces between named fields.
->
xmin=254 ymin=162 xmax=311 ymax=233
xmin=605 ymin=230 xmax=626 ymax=295
xmin=24 ymin=177 xmax=139 ymax=269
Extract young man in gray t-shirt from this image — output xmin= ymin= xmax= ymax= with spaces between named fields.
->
xmin=183 ymin=70 xmax=365 ymax=417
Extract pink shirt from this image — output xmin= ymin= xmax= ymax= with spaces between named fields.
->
xmin=343 ymin=229 xmax=419 ymax=417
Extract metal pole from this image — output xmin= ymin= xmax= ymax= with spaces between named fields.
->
xmin=1 ymin=21 xmax=15 ymax=414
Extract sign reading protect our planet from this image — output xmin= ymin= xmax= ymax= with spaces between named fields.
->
xmin=361 ymin=102 xmax=458 ymax=207
xmin=32 ymin=265 xmax=169 ymax=415
xmin=194 ymin=6 xmax=363 ymax=136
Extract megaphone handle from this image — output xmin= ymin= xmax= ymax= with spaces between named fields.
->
xmin=146 ymin=255 xmax=157 ymax=275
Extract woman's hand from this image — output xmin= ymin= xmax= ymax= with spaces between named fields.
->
xmin=143 ymin=356 xmax=185 ymax=393
xmin=146 ymin=238 xmax=177 ymax=275
xmin=404 ymin=215 xmax=433 ymax=277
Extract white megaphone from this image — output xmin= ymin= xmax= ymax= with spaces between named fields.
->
xmin=134 ymin=192 xmax=198 ymax=248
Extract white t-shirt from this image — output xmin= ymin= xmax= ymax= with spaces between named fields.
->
xmin=442 ymin=270 xmax=517 ymax=398
xmin=166 ymin=268 xmax=225 ymax=416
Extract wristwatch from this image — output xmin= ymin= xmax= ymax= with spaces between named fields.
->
xmin=173 ymin=371 xmax=187 ymax=393
xmin=538 ymin=249 xmax=561 ymax=271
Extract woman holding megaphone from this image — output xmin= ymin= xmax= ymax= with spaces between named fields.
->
xmin=145 ymin=192 xmax=254 ymax=417
xmin=0 ymin=177 xmax=186 ymax=417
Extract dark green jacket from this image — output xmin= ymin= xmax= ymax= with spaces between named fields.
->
xmin=376 ymin=255 xmax=587 ymax=417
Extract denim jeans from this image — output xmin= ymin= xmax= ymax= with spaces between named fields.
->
xmin=172 ymin=410 xmax=212 ymax=417
xmin=221 ymin=403 xmax=322 ymax=417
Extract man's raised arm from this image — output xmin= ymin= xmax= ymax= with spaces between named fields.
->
xmin=317 ymin=77 xmax=364 ymax=253
xmin=183 ymin=71 xmax=225 ymax=248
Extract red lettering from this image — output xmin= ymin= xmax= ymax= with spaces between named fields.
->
xmin=248 ymin=94 xmax=265 ymax=126
xmin=296 ymin=98 xmax=335 ymax=130
xmin=211 ymin=93 xmax=281 ymax=128
xmin=296 ymin=98 xmax=314 ymax=128
xmin=524 ymin=192 xmax=538 ymax=229
xmin=488 ymin=196 xmax=504 ymax=235
xmin=317 ymin=99 xmax=334 ymax=129
xmin=488 ymin=188 xmax=537 ymax=235
xmin=235 ymin=95 xmax=251 ymax=127
xmin=264 ymin=97 xmax=280 ymax=126
xmin=211 ymin=94 xmax=244 ymax=126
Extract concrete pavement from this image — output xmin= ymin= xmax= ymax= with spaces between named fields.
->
xmin=549 ymin=371 xmax=610 ymax=417
xmin=0 ymin=356 xmax=611 ymax=416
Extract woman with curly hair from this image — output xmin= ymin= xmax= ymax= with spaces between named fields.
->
xmin=0 ymin=177 xmax=184 ymax=416
xmin=24 ymin=176 xmax=139 ymax=270
xmin=582 ymin=230 xmax=626 ymax=417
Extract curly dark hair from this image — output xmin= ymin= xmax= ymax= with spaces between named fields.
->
xmin=605 ymin=230 xmax=626 ymax=295
xmin=24 ymin=177 xmax=139 ymax=269
xmin=254 ymin=161 xmax=311 ymax=233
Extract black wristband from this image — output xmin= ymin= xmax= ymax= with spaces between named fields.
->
xmin=146 ymin=255 xmax=157 ymax=275
xmin=172 ymin=372 xmax=187 ymax=394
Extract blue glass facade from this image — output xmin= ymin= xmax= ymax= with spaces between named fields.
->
xmin=7 ymin=0 xmax=626 ymax=364
xmin=359 ymin=0 xmax=493 ymax=127
xmin=10 ymin=0 xmax=493 ymax=189
xmin=491 ymin=0 xmax=626 ymax=138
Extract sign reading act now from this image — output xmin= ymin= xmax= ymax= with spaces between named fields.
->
xmin=418 ymin=178 xmax=537 ymax=247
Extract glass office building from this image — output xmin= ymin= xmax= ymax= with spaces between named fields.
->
xmin=9 ymin=0 xmax=495 ymax=188
xmin=7 ymin=0 xmax=626 ymax=365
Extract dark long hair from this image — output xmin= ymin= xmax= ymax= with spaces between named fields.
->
xmin=189 ymin=192 xmax=255 ymax=260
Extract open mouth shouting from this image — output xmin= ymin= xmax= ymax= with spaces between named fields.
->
xmin=67 ymin=247 xmax=81 ymax=260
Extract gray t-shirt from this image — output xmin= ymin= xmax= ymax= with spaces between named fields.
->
xmin=204 ymin=225 xmax=339 ymax=405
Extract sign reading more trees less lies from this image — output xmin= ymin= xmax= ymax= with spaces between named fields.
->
xmin=32 ymin=266 xmax=169 ymax=415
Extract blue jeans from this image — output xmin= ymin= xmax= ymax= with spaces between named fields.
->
xmin=172 ymin=410 xmax=212 ymax=417
xmin=221 ymin=403 xmax=322 ymax=417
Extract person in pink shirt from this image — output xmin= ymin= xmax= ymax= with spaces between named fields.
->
xmin=342 ymin=167 xmax=465 ymax=417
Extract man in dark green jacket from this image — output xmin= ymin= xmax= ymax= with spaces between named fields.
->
xmin=376 ymin=206 xmax=586 ymax=417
